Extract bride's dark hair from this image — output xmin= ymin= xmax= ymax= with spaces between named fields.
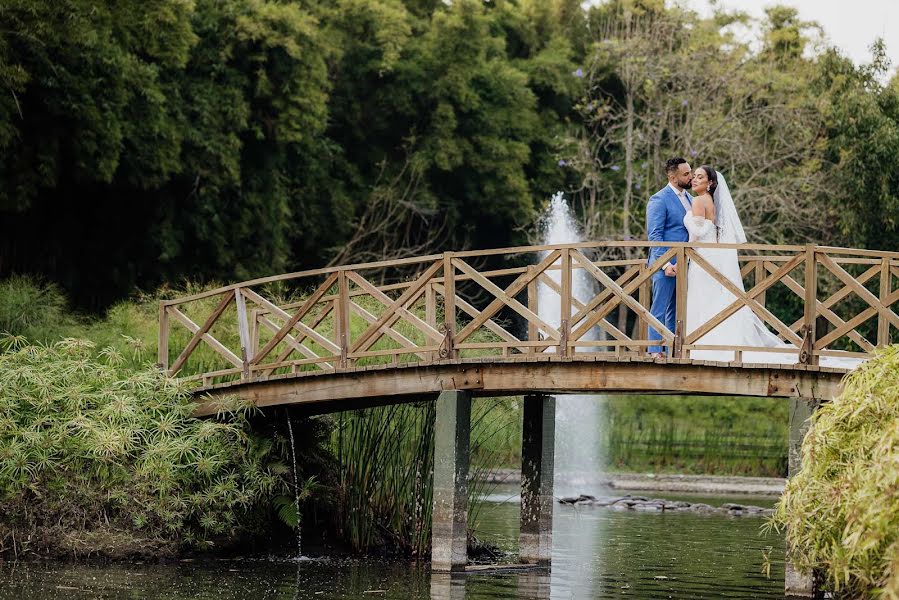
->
xmin=699 ymin=165 xmax=718 ymax=195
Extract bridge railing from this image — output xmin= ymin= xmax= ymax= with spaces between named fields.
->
xmin=157 ymin=242 xmax=899 ymax=386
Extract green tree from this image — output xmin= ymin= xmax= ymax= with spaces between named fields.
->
xmin=814 ymin=40 xmax=899 ymax=251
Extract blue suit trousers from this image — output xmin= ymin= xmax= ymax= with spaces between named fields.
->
xmin=648 ymin=271 xmax=676 ymax=354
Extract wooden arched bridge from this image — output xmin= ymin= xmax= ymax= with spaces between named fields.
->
xmin=158 ymin=241 xmax=896 ymax=596
xmin=158 ymin=241 xmax=896 ymax=409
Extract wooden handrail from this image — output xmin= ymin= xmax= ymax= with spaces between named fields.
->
xmin=157 ymin=242 xmax=899 ymax=384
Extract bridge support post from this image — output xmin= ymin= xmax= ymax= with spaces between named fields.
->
xmin=431 ymin=390 xmax=471 ymax=573
xmin=785 ymin=397 xmax=821 ymax=598
xmin=520 ymin=394 xmax=555 ymax=566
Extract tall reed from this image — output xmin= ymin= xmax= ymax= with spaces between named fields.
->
xmin=331 ymin=396 xmax=513 ymax=556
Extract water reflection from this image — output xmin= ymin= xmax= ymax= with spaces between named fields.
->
xmin=549 ymin=502 xmax=605 ymax=597
xmin=430 ymin=573 xmax=465 ymax=600
xmin=0 ymin=492 xmax=786 ymax=599
xmin=516 ymin=570 xmax=551 ymax=598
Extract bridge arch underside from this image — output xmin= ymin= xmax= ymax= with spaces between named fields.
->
xmin=193 ymin=357 xmax=847 ymax=417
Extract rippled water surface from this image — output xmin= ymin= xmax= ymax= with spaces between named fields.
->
xmin=0 ymin=489 xmax=786 ymax=599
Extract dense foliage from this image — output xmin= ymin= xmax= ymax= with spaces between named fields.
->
xmin=1 ymin=0 xmax=898 ymax=564
xmin=3 ymin=0 xmax=896 ymax=310
xmin=0 ymin=335 xmax=286 ymax=558
xmin=770 ymin=347 xmax=899 ymax=598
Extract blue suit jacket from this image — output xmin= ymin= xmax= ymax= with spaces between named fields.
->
xmin=646 ymin=185 xmax=690 ymax=266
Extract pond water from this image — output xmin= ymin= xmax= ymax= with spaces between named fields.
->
xmin=0 ymin=487 xmax=787 ymax=599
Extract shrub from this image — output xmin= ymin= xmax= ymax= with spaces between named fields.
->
xmin=769 ymin=346 xmax=899 ymax=598
xmin=0 ymin=336 xmax=285 ymax=559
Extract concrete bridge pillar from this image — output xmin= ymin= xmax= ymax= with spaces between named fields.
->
xmin=431 ymin=390 xmax=471 ymax=572
xmin=520 ymin=394 xmax=555 ymax=566
xmin=785 ymin=397 xmax=822 ymax=598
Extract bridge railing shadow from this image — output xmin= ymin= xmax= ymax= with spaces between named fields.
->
xmin=156 ymin=242 xmax=899 ymax=387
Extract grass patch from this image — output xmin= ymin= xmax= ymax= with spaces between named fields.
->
xmin=470 ymin=394 xmax=788 ymax=477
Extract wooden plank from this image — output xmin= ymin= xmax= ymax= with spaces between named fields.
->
xmin=431 ymin=283 xmax=527 ymax=353
xmin=818 ymin=253 xmax=899 ymax=330
xmin=193 ymin=361 xmax=846 ymax=417
xmin=168 ymin=306 xmax=244 ymax=370
xmin=350 ymin=260 xmax=443 ymax=354
xmin=559 ymin=340 xmax=656 ymax=348
xmin=186 ymin=366 xmax=244 ymax=385
xmin=527 ymin=267 xmax=538 ymax=352
xmin=802 ymin=246 xmax=818 ymax=365
xmin=262 ymin=300 xmax=335 ymax=377
xmin=443 ymin=254 xmax=457 ymax=360
xmin=251 ymin=273 xmax=338 ymax=366
xmin=162 ymin=253 xmax=444 ymax=307
xmin=249 ymin=355 xmax=336 ymax=373
xmin=426 ymin=283 xmax=437 ymax=329
xmin=453 ymin=258 xmax=560 ymax=343
xmin=812 ymin=245 xmax=899 ymax=259
xmin=816 ymin=288 xmax=899 ymax=350
xmin=249 ymin=309 xmax=260 ymax=361
xmin=453 ymin=251 xmax=562 ymax=344
xmin=569 ymin=266 xmax=640 ymax=329
xmin=235 ymin=288 xmax=253 ymax=380
xmin=570 ymin=309 xmax=632 ymax=347
xmin=337 ymin=271 xmax=351 ymax=368
xmin=682 ymin=344 xmax=799 ymax=355
xmin=741 ymin=262 xmax=756 ymax=280
xmin=455 ymin=341 xmax=557 ymax=349
xmin=783 ymin=263 xmax=879 ymax=334
xmin=536 ymin=272 xmax=588 ymax=313
xmin=766 ymin=262 xmax=874 ymax=352
xmin=684 ymin=250 xmax=804 ymax=346
xmin=570 ymin=250 xmax=674 ymax=343
xmin=161 ymin=243 xmax=897 ymax=309
xmin=638 ymin=266 xmax=650 ymax=341
xmin=170 ymin=291 xmax=237 ymax=375
xmin=560 ymin=249 xmax=571 ymax=357
xmin=449 ymin=241 xmax=807 ymax=259
xmin=817 ymin=348 xmax=870 ymax=359
xmin=754 ymin=261 xmax=766 ymax=308
xmin=348 ymin=346 xmax=441 ymax=360
xmin=349 ymin=301 xmax=428 ymax=361
xmin=241 ymin=288 xmax=340 ymax=354
xmin=674 ymin=247 xmax=688 ymax=358
xmin=158 ymin=302 xmax=169 ymax=371
xmin=815 ymin=307 xmax=878 ymax=350
xmin=346 ymin=271 xmax=443 ymax=344
xmin=257 ymin=315 xmax=333 ymax=369
xmin=570 ymin=249 xmax=677 ymax=341
xmin=879 ymin=257 xmax=892 ymax=346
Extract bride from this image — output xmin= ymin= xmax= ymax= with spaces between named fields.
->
xmin=683 ymin=166 xmax=861 ymax=368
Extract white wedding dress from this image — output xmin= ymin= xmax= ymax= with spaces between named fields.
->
xmin=683 ymin=214 xmax=793 ymax=362
xmin=683 ymin=175 xmax=863 ymax=370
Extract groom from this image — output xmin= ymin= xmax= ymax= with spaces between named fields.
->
xmin=646 ymin=157 xmax=694 ymax=357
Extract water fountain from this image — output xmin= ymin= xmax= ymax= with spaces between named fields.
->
xmin=537 ymin=192 xmax=606 ymax=598
xmin=537 ymin=192 xmax=606 ymax=496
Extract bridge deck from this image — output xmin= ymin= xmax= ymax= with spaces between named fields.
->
xmin=192 ymin=355 xmax=849 ymax=416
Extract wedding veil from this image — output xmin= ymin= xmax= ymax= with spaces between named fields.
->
xmin=713 ymin=173 xmax=747 ymax=244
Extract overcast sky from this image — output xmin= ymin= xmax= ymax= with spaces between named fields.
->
xmin=679 ymin=0 xmax=898 ymax=76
